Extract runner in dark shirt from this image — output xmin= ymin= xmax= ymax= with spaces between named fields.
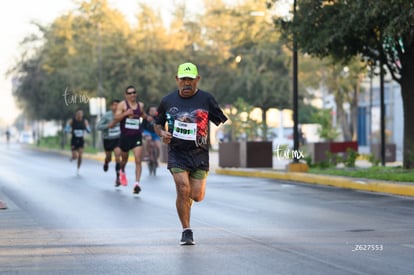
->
xmin=67 ymin=109 xmax=90 ymax=175
xmin=155 ymin=62 xmax=228 ymax=245
xmin=114 ymin=85 xmax=148 ymax=194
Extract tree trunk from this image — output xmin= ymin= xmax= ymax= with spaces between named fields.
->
xmin=335 ymin=96 xmax=352 ymax=141
xmin=351 ymin=83 xmax=359 ymax=141
xmin=401 ymin=47 xmax=414 ymax=169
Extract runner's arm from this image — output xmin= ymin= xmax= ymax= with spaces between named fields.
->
xmin=96 ymin=113 xmax=109 ymax=130
xmin=65 ymin=119 xmax=72 ymax=133
xmin=84 ymin=120 xmax=91 ymax=133
xmin=154 ymin=101 xmax=171 ymax=143
xmin=154 ymin=124 xmax=171 ymax=144
xmin=139 ymin=102 xmax=148 ymax=120
xmin=114 ymin=101 xmax=130 ymax=122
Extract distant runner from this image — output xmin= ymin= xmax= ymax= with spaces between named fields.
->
xmin=142 ymin=106 xmax=161 ymax=166
xmin=67 ymin=109 xmax=91 ymax=175
xmin=5 ymin=129 xmax=11 ymax=144
xmin=97 ymin=99 xmax=122 ymax=186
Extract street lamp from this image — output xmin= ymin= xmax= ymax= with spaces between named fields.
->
xmin=286 ymin=0 xmax=308 ymax=172
xmin=269 ymin=0 xmax=299 ymax=156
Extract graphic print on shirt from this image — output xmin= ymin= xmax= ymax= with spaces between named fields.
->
xmin=167 ymin=109 xmax=209 ymax=147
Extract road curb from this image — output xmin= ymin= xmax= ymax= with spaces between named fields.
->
xmin=215 ymin=168 xmax=414 ymax=197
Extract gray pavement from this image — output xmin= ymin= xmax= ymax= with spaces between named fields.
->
xmin=1 ymin=144 xmax=412 ymax=213
xmin=2 ymin=144 xmax=414 ymax=274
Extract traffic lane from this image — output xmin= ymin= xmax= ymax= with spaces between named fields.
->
xmin=200 ymin=174 xmax=414 ymax=274
xmin=2 ymin=147 xmax=303 ymax=274
xmin=1 ymin=189 xmax=347 ymax=273
xmin=0 ymin=145 xmax=178 ymax=230
xmin=0 ymin=145 xmax=414 ymax=274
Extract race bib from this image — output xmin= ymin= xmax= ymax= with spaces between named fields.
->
xmin=74 ymin=129 xmax=84 ymax=138
xmin=125 ymin=118 xmax=140 ymax=130
xmin=173 ymin=120 xmax=197 ymax=141
xmin=108 ymin=126 xmax=120 ymax=137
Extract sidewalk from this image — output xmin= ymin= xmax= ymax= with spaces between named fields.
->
xmin=210 ymin=151 xmax=414 ymax=198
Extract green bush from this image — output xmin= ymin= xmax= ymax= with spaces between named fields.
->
xmin=344 ymin=148 xmax=359 ymax=168
xmin=303 ymin=155 xmax=314 ymax=167
xmin=326 ymin=151 xmax=343 ymax=166
xmin=368 ymin=153 xmax=380 ymax=167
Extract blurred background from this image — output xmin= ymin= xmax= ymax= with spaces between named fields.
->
xmin=0 ymin=0 xmax=409 ymax=166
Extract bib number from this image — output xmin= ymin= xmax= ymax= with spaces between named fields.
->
xmin=125 ymin=118 xmax=140 ymax=130
xmin=74 ymin=129 xmax=84 ymax=138
xmin=173 ymin=121 xmax=197 ymax=141
xmin=108 ymin=126 xmax=120 ymax=137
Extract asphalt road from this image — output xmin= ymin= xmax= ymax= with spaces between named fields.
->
xmin=1 ymin=143 xmax=414 ymax=275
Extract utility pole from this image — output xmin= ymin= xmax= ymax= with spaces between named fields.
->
xmin=380 ymin=57 xmax=386 ymax=166
xmin=292 ymin=0 xmax=299 ymax=163
xmin=287 ymin=0 xmax=308 ymax=172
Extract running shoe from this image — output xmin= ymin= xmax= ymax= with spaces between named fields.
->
xmin=133 ymin=183 xmax=141 ymax=194
xmin=119 ymin=170 xmax=128 ymax=186
xmin=180 ymin=229 xmax=195 ymax=245
xmin=115 ymin=178 xmax=121 ymax=187
xmin=103 ymin=160 xmax=109 ymax=172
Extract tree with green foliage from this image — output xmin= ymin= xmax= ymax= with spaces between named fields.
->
xmin=12 ymin=0 xmax=132 ymax=118
xmin=321 ymin=57 xmax=366 ymax=141
xmin=222 ymin=97 xmax=261 ymax=142
xmin=202 ymin=0 xmax=291 ymax=140
xmin=269 ymin=0 xmax=414 ymax=168
xmin=312 ymin=108 xmax=340 ymax=142
xmin=11 ymin=0 xmax=134 ymax=147
xmin=11 ymin=0 xmax=328 ymax=147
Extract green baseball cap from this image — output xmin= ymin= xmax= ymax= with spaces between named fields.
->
xmin=177 ymin=62 xmax=198 ymax=79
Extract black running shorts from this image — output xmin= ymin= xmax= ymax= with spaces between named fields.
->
xmin=103 ymin=138 xmax=120 ymax=151
xmin=71 ymin=137 xmax=84 ymax=150
xmin=167 ymin=147 xmax=209 ymax=171
xmin=119 ymin=134 xmax=142 ymax=152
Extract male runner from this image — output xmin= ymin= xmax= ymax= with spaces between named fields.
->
xmin=5 ymin=129 xmax=11 ymax=144
xmin=67 ymin=109 xmax=91 ymax=175
xmin=155 ymin=62 xmax=228 ymax=245
xmin=114 ymin=85 xmax=148 ymax=194
xmin=97 ymin=99 xmax=122 ymax=186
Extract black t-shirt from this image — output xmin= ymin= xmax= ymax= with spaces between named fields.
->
xmin=71 ymin=117 xmax=86 ymax=140
xmin=156 ymin=89 xmax=227 ymax=170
